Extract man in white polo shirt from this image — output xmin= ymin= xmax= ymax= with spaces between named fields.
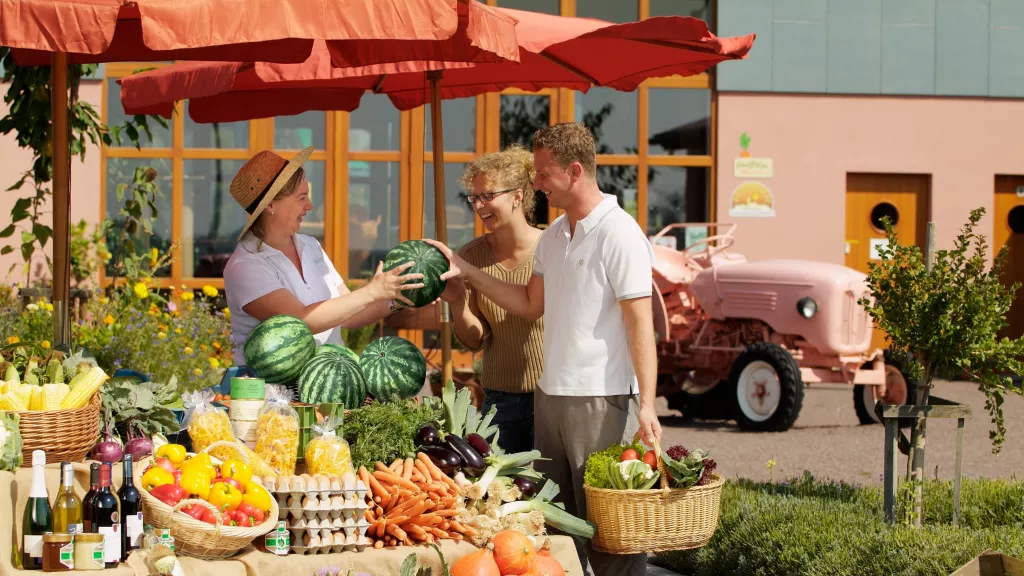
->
xmin=426 ymin=122 xmax=661 ymax=576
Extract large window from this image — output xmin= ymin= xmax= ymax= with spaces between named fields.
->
xmin=100 ymin=0 xmax=718 ymax=360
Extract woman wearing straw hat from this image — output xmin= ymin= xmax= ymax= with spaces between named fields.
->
xmin=223 ymin=147 xmax=423 ymax=366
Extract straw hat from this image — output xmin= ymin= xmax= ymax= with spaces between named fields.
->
xmin=230 ymin=146 xmax=314 ymax=241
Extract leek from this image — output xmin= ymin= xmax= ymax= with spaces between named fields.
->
xmin=467 ymin=450 xmax=545 ymax=500
xmin=497 ymin=499 xmax=596 ymax=539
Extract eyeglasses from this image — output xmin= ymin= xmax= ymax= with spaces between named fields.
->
xmin=465 ymin=187 xmax=516 ymax=204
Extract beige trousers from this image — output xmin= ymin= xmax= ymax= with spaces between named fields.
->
xmin=533 ymin=386 xmax=648 ymax=576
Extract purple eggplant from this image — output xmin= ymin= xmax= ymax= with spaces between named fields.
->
xmin=416 ymin=425 xmax=441 ymax=447
xmin=465 ymin=433 xmax=492 ymax=458
xmin=421 ymin=446 xmax=461 ymax=476
xmin=513 ymin=476 xmax=538 ymax=498
xmin=445 ymin=434 xmax=486 ymax=476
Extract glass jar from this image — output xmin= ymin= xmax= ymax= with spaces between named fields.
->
xmin=41 ymin=533 xmax=74 ymax=572
xmin=72 ymin=533 xmax=105 ymax=571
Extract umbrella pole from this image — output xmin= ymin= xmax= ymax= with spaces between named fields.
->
xmin=427 ymin=71 xmax=453 ymax=388
xmin=50 ymin=53 xmax=72 ymax=348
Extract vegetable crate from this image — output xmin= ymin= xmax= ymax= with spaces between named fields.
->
xmin=584 ymin=438 xmax=725 ymax=554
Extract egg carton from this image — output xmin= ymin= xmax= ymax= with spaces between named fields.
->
xmin=279 ymin=492 xmax=371 ymax=522
xmin=287 ymin=515 xmax=370 ymax=537
xmin=264 ymin=472 xmax=366 ymax=499
xmin=291 ymin=531 xmax=370 ymax=554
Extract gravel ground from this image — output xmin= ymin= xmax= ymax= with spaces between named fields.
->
xmin=657 ymin=380 xmax=1024 ymax=486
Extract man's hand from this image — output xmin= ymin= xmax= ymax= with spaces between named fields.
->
xmin=439 ymin=277 xmax=466 ymax=304
xmin=638 ymin=403 xmax=662 ymax=447
xmin=423 ymin=239 xmax=466 ymax=281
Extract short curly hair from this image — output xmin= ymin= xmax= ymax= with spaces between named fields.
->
xmin=459 ymin=144 xmax=538 ymax=222
xmin=531 ymin=122 xmax=596 ymax=178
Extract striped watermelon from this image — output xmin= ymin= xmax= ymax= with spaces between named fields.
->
xmin=359 ymin=336 xmax=427 ymax=401
xmin=383 ymin=240 xmax=448 ymax=308
xmin=243 ymin=315 xmax=316 ymax=384
xmin=318 ymin=343 xmax=360 ymax=364
xmin=298 ymin=352 xmax=367 ymax=408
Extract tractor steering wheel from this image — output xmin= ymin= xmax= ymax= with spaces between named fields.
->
xmin=682 ymin=234 xmax=735 ymax=260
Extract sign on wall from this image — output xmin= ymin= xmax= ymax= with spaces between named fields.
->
xmin=729 ymin=181 xmax=775 ymax=218
xmin=733 ymin=132 xmax=773 ymax=178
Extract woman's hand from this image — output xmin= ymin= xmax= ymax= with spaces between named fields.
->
xmin=439 ymin=278 xmax=466 ymax=304
xmin=422 ymin=239 xmax=466 ymax=281
xmin=368 ymin=261 xmax=423 ymax=306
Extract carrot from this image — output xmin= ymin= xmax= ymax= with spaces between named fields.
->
xmin=385 ymin=515 xmax=409 ymax=526
xmin=402 ymin=458 xmax=414 ymax=480
xmin=373 ymin=540 xmax=384 ymax=549
xmin=413 ymin=459 xmax=434 ymax=483
xmin=388 ymin=493 xmax=427 ymax=517
xmin=389 ymin=459 xmax=403 ymax=474
xmin=363 ymin=509 xmax=375 ymax=523
xmin=428 ymin=526 xmax=448 ymax=539
xmin=386 ymin=523 xmax=408 ymax=542
xmin=417 ymin=452 xmax=445 ymax=480
xmin=451 ymin=520 xmax=475 ymax=536
xmin=373 ymin=470 xmax=419 ymax=492
xmin=367 ymin=475 xmax=391 ymax=508
xmin=376 ymin=462 xmax=392 ymax=474
xmin=434 ymin=509 xmax=461 ymax=518
xmin=358 ymin=466 xmax=372 ymax=489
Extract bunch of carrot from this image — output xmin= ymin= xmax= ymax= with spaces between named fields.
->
xmin=358 ymin=452 xmax=476 ymax=548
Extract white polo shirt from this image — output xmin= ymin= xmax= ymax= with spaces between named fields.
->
xmin=533 ymin=194 xmax=655 ymax=397
xmin=224 ymin=232 xmax=345 ymax=366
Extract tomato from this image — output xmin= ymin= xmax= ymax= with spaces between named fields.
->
xmin=620 ymin=449 xmax=639 ymax=461
xmin=643 ymin=450 xmax=658 ymax=468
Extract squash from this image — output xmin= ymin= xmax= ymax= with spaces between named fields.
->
xmin=450 ymin=544 xmax=501 ymax=576
xmin=492 ymin=529 xmax=536 ymax=575
xmin=525 ymin=555 xmax=566 ymax=576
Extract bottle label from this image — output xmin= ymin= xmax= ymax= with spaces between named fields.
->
xmin=127 ymin=513 xmax=144 ymax=548
xmin=60 ymin=542 xmax=75 ymax=569
xmin=98 ymin=526 xmax=122 ymax=563
xmin=23 ymin=534 xmax=43 ymax=558
xmin=68 ymin=523 xmax=83 ymax=536
xmin=92 ymin=542 xmax=105 ymax=567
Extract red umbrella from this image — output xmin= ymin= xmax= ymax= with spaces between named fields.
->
xmin=117 ymin=8 xmax=754 ymax=381
xmin=0 ymin=0 xmax=519 ymax=349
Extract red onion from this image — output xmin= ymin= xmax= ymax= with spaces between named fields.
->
xmin=124 ymin=436 xmax=153 ymax=460
xmin=92 ymin=434 xmax=123 ymax=463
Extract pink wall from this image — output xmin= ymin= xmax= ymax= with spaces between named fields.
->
xmin=716 ymin=93 xmax=1024 ymax=264
xmin=0 ymin=80 xmax=104 ymax=285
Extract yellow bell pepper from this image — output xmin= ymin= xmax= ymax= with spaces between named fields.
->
xmin=141 ymin=467 xmax=174 ymax=491
xmin=155 ymin=443 xmax=187 ymax=467
xmin=179 ymin=467 xmax=212 ymax=500
xmin=208 ymin=481 xmax=243 ymax=512
xmin=220 ymin=459 xmax=252 ymax=486
xmin=242 ymin=481 xmax=272 ymax=513
xmin=180 ymin=452 xmax=216 ymax=479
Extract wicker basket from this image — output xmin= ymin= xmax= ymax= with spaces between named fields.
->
xmin=14 ymin=392 xmax=101 ymax=463
xmin=134 ymin=441 xmax=280 ymax=560
xmin=584 ymin=434 xmax=724 ymax=555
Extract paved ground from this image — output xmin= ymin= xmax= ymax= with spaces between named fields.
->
xmin=657 ymin=380 xmax=1024 ymax=486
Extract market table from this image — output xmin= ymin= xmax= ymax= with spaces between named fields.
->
xmin=2 ymin=463 xmax=585 ymax=576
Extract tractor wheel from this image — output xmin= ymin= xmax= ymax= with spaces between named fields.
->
xmin=730 ymin=342 xmax=804 ymax=432
xmin=666 ymin=380 xmax=737 ymax=421
xmin=854 ymin=350 xmax=919 ymax=426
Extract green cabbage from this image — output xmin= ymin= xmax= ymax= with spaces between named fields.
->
xmin=0 ymin=412 xmax=23 ymax=471
xmin=583 ymin=440 xmax=647 ymax=489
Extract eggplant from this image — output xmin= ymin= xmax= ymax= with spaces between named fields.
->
xmin=416 ymin=425 xmax=441 ymax=447
xmin=446 ymin=434 xmax=487 ymax=476
xmin=513 ymin=476 xmax=538 ymax=498
xmin=465 ymin=433 xmax=492 ymax=458
xmin=421 ymin=446 xmax=462 ymax=476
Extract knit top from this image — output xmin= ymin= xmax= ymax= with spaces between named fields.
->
xmin=457 ymin=235 xmax=545 ymax=394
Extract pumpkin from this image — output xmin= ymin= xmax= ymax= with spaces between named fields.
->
xmin=450 ymin=545 xmax=501 ymax=576
xmin=492 ymin=530 xmax=536 ymax=575
xmin=526 ymin=555 xmax=566 ymax=576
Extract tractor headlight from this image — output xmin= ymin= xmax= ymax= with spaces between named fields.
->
xmin=797 ymin=297 xmax=817 ymax=318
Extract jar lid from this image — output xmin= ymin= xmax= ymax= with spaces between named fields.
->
xmin=42 ymin=533 xmax=74 ymax=543
xmin=73 ymin=533 xmax=104 ymax=542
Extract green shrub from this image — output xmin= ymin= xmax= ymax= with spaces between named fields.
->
xmin=655 ymin=474 xmax=1024 ymax=576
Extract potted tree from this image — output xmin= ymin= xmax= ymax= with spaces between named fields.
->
xmin=860 ymin=207 xmax=1024 ymax=527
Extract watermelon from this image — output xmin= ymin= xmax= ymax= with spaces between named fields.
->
xmin=298 ymin=352 xmax=367 ymax=408
xmin=318 ymin=343 xmax=361 ymax=364
xmin=383 ymin=240 xmax=448 ymax=308
xmin=359 ymin=336 xmax=427 ymax=401
xmin=243 ymin=315 xmax=316 ymax=384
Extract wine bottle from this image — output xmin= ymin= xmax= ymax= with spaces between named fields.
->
xmin=91 ymin=463 xmax=121 ymax=568
xmin=21 ymin=450 xmax=52 ymax=571
xmin=118 ymin=454 xmax=143 ymax=560
xmin=82 ymin=462 xmax=100 ymax=533
xmin=53 ymin=461 xmax=84 ymax=535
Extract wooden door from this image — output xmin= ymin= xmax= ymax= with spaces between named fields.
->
xmin=845 ymin=173 xmax=931 ymax=351
xmin=994 ymin=176 xmax=1024 ymax=339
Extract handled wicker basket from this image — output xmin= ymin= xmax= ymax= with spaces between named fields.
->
xmin=583 ymin=433 xmax=724 ymax=554
xmin=134 ymin=441 xmax=280 ymax=560
xmin=15 ymin=391 xmax=101 ymax=463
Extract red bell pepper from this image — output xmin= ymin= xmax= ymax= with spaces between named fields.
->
xmin=228 ymin=509 xmax=254 ymax=527
xmin=173 ymin=470 xmax=182 ymax=485
xmin=236 ymin=502 xmax=264 ymax=524
xmin=201 ymin=507 xmax=217 ymax=524
xmin=181 ymin=504 xmax=206 ymax=522
xmin=149 ymin=484 xmax=188 ymax=507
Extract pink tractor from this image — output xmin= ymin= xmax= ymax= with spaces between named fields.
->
xmin=650 ymin=223 xmax=915 ymax=432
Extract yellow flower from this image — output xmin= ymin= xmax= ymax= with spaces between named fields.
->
xmin=193 ymin=368 xmax=202 ymax=376
xmin=158 ymin=324 xmax=168 ymax=331
xmin=99 ymin=297 xmax=109 ymax=305
xmin=181 ymin=291 xmax=195 ymax=302
xmin=157 ymin=332 xmax=167 ymax=340
xmin=184 ymin=346 xmax=194 ymax=355
xmin=6 ymin=336 xmax=19 ymax=345
xmin=222 ymin=308 xmax=231 ymax=319
xmin=133 ymin=282 xmax=149 ymax=299
xmin=208 ymin=357 xmax=221 ymax=369
xmin=148 ymin=309 xmax=158 ymax=316
xmin=212 ymin=342 xmax=221 ymax=350
xmin=43 ymin=302 xmax=53 ymax=312
xmin=103 ymin=314 xmax=115 ymax=325
xmin=40 ymin=341 xmax=50 ymax=350
xmin=200 ymin=344 xmax=208 ymax=351
xmin=202 ymin=285 xmax=218 ymax=298
xmin=175 ymin=328 xmax=182 ymax=334
xmin=163 ymin=312 xmax=169 ymax=319
xmin=149 ymin=247 xmax=159 ymax=266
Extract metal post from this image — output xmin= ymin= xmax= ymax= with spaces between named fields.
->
xmin=883 ymin=416 xmax=898 ymax=523
xmin=954 ymin=417 xmax=965 ymax=525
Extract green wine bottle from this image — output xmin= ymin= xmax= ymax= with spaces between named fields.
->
xmin=22 ymin=450 xmax=53 ymax=570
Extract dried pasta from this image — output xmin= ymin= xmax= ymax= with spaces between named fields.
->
xmin=254 ymin=385 xmax=300 ymax=476
xmin=304 ymin=416 xmax=353 ymax=476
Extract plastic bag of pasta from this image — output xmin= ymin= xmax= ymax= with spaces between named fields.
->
xmin=304 ymin=416 xmax=352 ymax=476
xmin=181 ymin=389 xmax=275 ymax=477
xmin=254 ymin=385 xmax=300 ymax=476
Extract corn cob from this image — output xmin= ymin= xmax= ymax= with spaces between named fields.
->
xmin=60 ymin=366 xmax=108 ymax=409
xmin=0 ymin=391 xmax=28 ymax=412
xmin=40 ymin=384 xmax=64 ymax=411
xmin=29 ymin=387 xmax=43 ymax=411
xmin=12 ymin=384 xmax=32 ymax=409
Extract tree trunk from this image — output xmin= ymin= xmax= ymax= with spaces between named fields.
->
xmin=907 ymin=370 xmax=932 ymax=528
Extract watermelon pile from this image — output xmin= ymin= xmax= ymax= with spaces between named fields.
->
xmin=383 ymin=239 xmax=449 ymax=308
xmin=243 ymin=316 xmax=427 ymax=407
